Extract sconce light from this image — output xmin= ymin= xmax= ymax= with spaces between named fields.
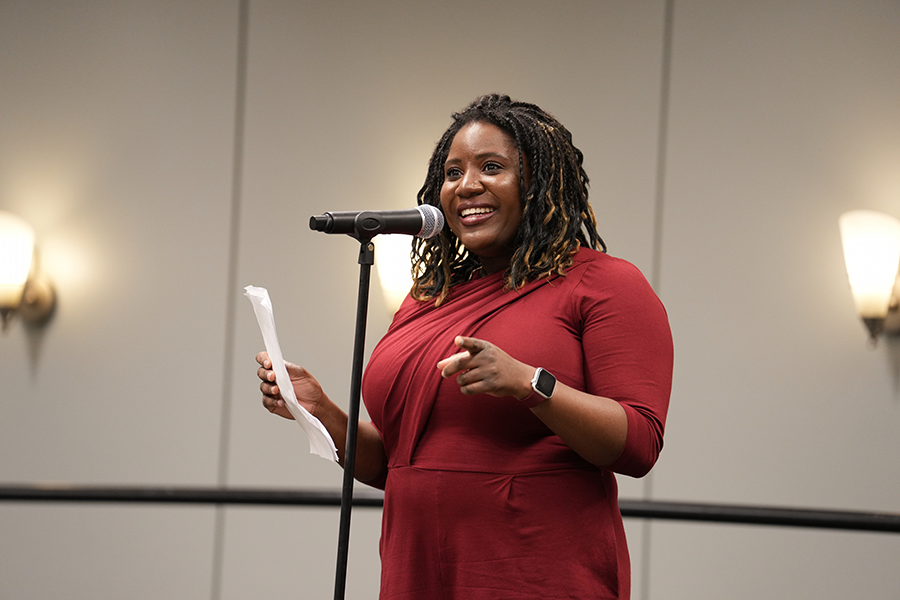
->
xmin=0 ymin=210 xmax=56 ymax=331
xmin=839 ymin=209 xmax=900 ymax=343
xmin=374 ymin=234 xmax=415 ymax=314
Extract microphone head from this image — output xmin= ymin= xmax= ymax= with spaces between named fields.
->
xmin=416 ymin=204 xmax=445 ymax=239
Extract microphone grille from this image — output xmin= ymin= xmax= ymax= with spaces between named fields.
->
xmin=416 ymin=205 xmax=445 ymax=239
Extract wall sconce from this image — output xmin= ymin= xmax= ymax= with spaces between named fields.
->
xmin=839 ymin=209 xmax=900 ymax=343
xmin=0 ymin=210 xmax=56 ymax=331
xmin=374 ymin=234 xmax=415 ymax=314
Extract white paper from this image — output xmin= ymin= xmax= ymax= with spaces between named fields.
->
xmin=244 ymin=285 xmax=339 ymax=462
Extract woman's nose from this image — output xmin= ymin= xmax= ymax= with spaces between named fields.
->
xmin=459 ymin=171 xmax=484 ymax=197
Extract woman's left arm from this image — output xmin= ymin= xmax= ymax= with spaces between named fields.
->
xmin=437 ymin=335 xmax=629 ymax=468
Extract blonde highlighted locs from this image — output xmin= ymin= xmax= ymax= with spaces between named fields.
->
xmin=411 ymin=94 xmax=605 ymax=305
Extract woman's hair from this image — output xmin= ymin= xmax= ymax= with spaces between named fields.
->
xmin=411 ymin=94 xmax=605 ymax=305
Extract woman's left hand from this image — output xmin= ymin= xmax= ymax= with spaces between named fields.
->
xmin=437 ymin=335 xmax=534 ymax=400
xmin=438 ymin=336 xmax=629 ymax=468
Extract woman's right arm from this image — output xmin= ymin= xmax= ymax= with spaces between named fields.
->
xmin=256 ymin=352 xmax=387 ymax=484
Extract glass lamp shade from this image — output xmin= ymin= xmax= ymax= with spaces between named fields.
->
xmin=0 ymin=210 xmax=36 ymax=310
xmin=374 ymin=234 xmax=414 ymax=313
xmin=839 ymin=210 xmax=900 ymax=320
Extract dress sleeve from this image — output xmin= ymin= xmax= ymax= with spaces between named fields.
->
xmin=575 ymin=257 xmax=673 ymax=478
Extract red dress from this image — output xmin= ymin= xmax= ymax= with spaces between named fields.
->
xmin=361 ymin=248 xmax=673 ymax=599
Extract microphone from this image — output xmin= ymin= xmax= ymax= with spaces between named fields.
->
xmin=309 ymin=205 xmax=445 ymax=239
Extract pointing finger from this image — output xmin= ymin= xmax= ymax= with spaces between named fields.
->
xmin=454 ymin=336 xmax=486 ymax=354
xmin=437 ymin=350 xmax=471 ymax=377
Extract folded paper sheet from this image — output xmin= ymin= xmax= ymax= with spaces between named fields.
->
xmin=244 ymin=285 xmax=339 ymax=462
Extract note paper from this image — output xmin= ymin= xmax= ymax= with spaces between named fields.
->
xmin=244 ymin=285 xmax=339 ymax=462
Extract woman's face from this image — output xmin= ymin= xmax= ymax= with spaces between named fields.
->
xmin=440 ymin=121 xmax=525 ymax=275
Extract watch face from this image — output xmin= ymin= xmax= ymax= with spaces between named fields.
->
xmin=535 ymin=368 xmax=556 ymax=398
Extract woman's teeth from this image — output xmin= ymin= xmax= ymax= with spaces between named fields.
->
xmin=460 ymin=207 xmax=494 ymax=218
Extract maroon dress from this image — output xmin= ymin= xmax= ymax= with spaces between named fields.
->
xmin=361 ymin=248 xmax=673 ymax=599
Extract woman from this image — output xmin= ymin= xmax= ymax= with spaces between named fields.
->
xmin=257 ymin=94 xmax=673 ymax=599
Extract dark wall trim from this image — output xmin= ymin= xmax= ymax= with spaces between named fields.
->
xmin=1 ymin=484 xmax=898 ymax=534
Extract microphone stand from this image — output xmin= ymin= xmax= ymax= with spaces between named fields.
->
xmin=332 ymin=236 xmax=374 ymax=600
xmin=311 ymin=210 xmax=442 ymax=599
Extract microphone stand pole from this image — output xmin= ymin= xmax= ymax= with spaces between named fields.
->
xmin=333 ymin=237 xmax=374 ymax=600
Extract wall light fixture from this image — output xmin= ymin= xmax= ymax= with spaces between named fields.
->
xmin=0 ymin=210 xmax=56 ymax=331
xmin=374 ymin=234 xmax=414 ymax=314
xmin=839 ymin=209 xmax=900 ymax=343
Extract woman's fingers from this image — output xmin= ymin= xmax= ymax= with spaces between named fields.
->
xmin=437 ymin=351 xmax=471 ymax=377
xmin=436 ymin=336 xmax=531 ymax=399
xmin=453 ymin=335 xmax=485 ymax=354
xmin=255 ymin=351 xmax=298 ymax=420
xmin=257 ymin=365 xmax=276 ymax=383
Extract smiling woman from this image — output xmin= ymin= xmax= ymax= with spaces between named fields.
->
xmin=411 ymin=94 xmax=605 ymax=306
xmin=255 ymin=94 xmax=673 ymax=599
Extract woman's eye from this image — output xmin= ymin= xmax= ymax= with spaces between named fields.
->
xmin=446 ymin=167 xmax=462 ymax=179
xmin=483 ymin=162 xmax=501 ymax=172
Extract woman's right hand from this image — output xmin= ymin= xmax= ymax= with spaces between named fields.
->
xmin=256 ymin=351 xmax=326 ymax=420
xmin=255 ymin=351 xmax=388 ymax=482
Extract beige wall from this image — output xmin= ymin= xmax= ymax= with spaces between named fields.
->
xmin=1 ymin=1 xmax=898 ymax=598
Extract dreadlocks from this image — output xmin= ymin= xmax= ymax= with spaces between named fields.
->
xmin=410 ymin=94 xmax=605 ymax=305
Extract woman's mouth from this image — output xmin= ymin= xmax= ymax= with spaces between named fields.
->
xmin=459 ymin=206 xmax=495 ymax=224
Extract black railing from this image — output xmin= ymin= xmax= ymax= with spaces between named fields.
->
xmin=1 ymin=484 xmax=898 ymax=534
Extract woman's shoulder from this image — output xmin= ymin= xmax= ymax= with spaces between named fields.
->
xmin=565 ymin=247 xmax=667 ymax=320
xmin=569 ymin=247 xmax=650 ymax=286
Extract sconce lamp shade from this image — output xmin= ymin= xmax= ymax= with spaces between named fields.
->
xmin=374 ymin=234 xmax=414 ymax=313
xmin=839 ymin=210 xmax=900 ymax=341
xmin=0 ymin=210 xmax=36 ymax=310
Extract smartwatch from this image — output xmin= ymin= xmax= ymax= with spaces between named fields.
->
xmin=522 ymin=367 xmax=556 ymax=408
